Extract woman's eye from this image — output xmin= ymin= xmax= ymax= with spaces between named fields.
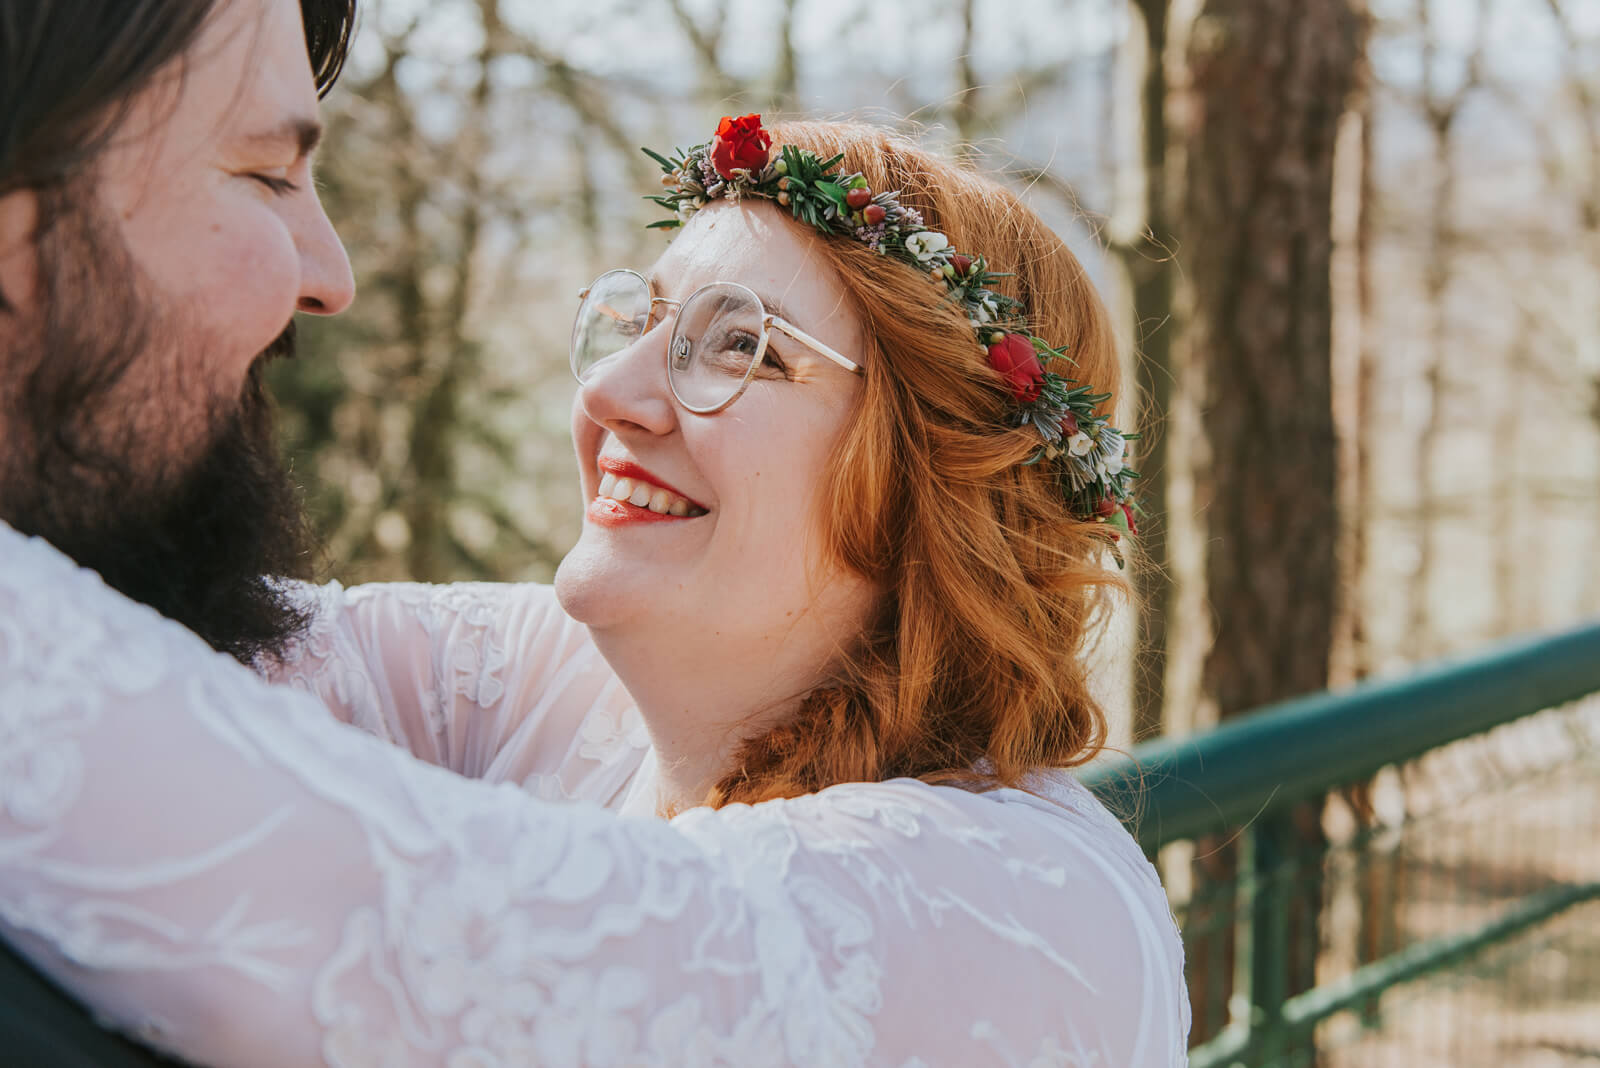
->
xmin=709 ymin=330 xmax=759 ymax=359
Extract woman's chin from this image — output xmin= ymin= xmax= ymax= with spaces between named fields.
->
xmin=553 ymin=548 xmax=605 ymax=626
xmin=553 ymin=540 xmax=653 ymax=630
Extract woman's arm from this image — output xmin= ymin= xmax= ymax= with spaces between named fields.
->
xmin=262 ymin=579 xmax=645 ymax=790
xmin=0 ymin=530 xmax=1187 ymax=1067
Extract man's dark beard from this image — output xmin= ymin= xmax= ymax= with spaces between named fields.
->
xmin=0 ymin=192 xmax=321 ymax=666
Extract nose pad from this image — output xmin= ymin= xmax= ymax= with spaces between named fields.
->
xmin=671 ymin=334 xmax=692 ymax=372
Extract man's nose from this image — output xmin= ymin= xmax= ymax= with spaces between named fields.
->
xmin=295 ymin=193 xmax=354 ymax=316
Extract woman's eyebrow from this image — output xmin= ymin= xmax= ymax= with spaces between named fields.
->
xmin=751 ymin=289 xmax=804 ymax=330
xmin=646 ymin=272 xmax=811 ymax=339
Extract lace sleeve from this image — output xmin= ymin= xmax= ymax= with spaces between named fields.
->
xmin=262 ymin=581 xmax=645 ymax=796
xmin=0 ymin=529 xmax=1188 ymax=1067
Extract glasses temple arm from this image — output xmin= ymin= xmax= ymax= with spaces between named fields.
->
xmin=768 ymin=318 xmax=862 ymax=374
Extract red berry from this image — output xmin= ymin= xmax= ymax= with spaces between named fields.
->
xmin=863 ymin=203 xmax=887 ymax=225
xmin=846 ymin=187 xmax=872 ymax=210
xmin=1095 ymin=495 xmax=1116 ymax=518
xmin=950 ymin=254 xmax=973 ymax=276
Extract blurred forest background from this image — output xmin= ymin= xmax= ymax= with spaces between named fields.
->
xmin=274 ymin=0 xmax=1600 ymax=747
xmin=269 ymin=0 xmax=1600 ymax=1056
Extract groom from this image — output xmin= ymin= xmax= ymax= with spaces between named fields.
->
xmin=0 ymin=0 xmax=358 ymax=1058
xmin=0 ymin=0 xmax=357 ymax=665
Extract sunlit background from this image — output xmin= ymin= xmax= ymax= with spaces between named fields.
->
xmin=279 ymin=0 xmax=1599 ymax=714
xmin=271 ymin=2 xmax=1600 ymax=1058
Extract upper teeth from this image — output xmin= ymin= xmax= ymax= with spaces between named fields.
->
xmin=597 ymin=471 xmax=706 ymax=517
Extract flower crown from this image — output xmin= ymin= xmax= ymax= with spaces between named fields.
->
xmin=642 ymin=115 xmax=1139 ymax=541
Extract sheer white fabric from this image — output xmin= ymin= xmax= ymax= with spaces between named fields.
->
xmin=0 ymin=521 xmax=1190 ymax=1067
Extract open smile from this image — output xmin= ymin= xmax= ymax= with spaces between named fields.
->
xmin=591 ymin=458 xmax=708 ymax=521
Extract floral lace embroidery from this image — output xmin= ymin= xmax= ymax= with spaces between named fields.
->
xmin=0 ymin=522 xmax=1189 ymax=1066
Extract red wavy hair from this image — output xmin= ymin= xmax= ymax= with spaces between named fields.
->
xmin=703 ymin=120 xmax=1129 ymax=809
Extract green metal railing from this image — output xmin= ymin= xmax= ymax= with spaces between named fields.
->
xmin=4 ymin=621 xmax=1599 ymax=1064
xmin=1083 ymin=619 xmax=1600 ymax=1067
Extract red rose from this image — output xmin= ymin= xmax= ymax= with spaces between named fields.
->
xmin=985 ymin=332 xmax=1044 ymax=401
xmin=710 ymin=114 xmax=772 ymax=179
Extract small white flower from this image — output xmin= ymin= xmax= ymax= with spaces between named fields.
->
xmin=904 ymin=231 xmax=950 ymax=262
xmin=1098 ymin=433 xmax=1126 ymax=475
xmin=971 ymin=301 xmax=994 ymax=325
xmin=1068 ymin=432 xmax=1096 ymax=457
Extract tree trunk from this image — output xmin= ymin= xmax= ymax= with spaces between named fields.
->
xmin=1543 ymin=0 xmax=1600 ymax=613
xmin=1329 ymin=28 xmax=1395 ymax=1026
xmin=403 ymin=0 xmax=500 ymax=580
xmin=1181 ymin=0 xmax=1361 ymax=1045
xmin=1125 ymin=0 xmax=1177 ymax=745
xmin=951 ymin=0 xmax=982 ymax=158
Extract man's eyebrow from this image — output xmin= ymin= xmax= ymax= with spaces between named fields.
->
xmin=239 ymin=118 xmax=323 ymax=160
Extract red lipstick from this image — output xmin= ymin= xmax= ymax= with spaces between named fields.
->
xmin=596 ymin=457 xmax=705 ymax=509
xmin=585 ymin=497 xmax=686 ymax=527
xmin=587 ymin=456 xmax=708 ymax=527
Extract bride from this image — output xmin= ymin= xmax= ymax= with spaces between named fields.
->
xmin=0 ymin=117 xmax=1187 ymax=1066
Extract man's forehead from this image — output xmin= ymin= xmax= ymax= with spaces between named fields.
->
xmin=192 ymin=0 xmax=322 ymax=149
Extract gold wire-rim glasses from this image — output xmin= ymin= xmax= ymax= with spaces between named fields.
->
xmin=572 ymin=269 xmax=862 ymax=415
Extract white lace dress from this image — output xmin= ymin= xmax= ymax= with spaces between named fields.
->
xmin=0 ymin=521 xmax=1190 ymax=1067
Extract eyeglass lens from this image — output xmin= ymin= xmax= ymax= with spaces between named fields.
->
xmin=571 ymin=270 xmax=651 ymax=382
xmin=668 ymin=286 xmax=765 ymax=410
xmin=572 ymin=272 xmax=769 ymax=413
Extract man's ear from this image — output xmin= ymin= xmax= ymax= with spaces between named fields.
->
xmin=0 ymin=188 xmax=40 ymax=313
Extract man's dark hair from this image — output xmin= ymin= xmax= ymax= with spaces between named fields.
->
xmin=0 ymin=1 xmax=356 ymax=289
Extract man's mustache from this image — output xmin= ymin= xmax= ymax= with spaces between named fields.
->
xmin=259 ymin=320 xmax=298 ymax=365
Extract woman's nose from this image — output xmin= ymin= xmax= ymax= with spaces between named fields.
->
xmin=575 ymin=326 xmax=678 ymax=437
